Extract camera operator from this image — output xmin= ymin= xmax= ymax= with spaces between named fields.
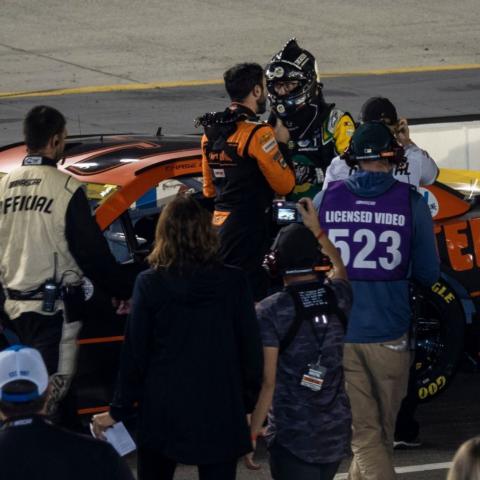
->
xmin=197 ymin=63 xmax=295 ymax=300
xmin=246 ymin=198 xmax=352 ymax=480
xmin=314 ymin=122 xmax=439 ymax=479
xmin=323 ymin=97 xmax=439 ymax=449
xmin=0 ymin=106 xmax=133 ymax=421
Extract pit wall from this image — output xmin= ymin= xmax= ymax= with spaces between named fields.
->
xmin=410 ymin=119 xmax=480 ymax=171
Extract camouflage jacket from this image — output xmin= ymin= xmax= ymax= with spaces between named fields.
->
xmin=256 ymin=278 xmax=352 ymax=463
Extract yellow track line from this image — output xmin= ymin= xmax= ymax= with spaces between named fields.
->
xmin=1 ymin=63 xmax=480 ymax=99
xmin=0 ymin=79 xmax=224 ymax=99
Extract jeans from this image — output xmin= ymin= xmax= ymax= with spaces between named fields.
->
xmin=269 ymin=442 xmax=341 ymax=480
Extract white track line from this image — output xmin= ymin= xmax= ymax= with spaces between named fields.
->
xmin=335 ymin=462 xmax=453 ymax=478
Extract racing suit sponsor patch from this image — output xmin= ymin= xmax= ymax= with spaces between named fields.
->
xmin=212 ymin=210 xmax=230 ymax=227
xmin=213 ymin=168 xmax=226 ymax=178
xmin=327 ymin=109 xmax=341 ymax=133
xmin=273 ymin=151 xmax=288 ymax=169
xmin=262 ymin=138 xmax=277 ymax=153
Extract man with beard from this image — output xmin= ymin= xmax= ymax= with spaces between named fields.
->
xmin=0 ymin=106 xmax=132 ymax=423
xmin=266 ymin=39 xmax=355 ymax=200
xmin=198 ymin=63 xmax=295 ymax=300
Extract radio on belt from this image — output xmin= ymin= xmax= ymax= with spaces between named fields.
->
xmin=42 ymin=279 xmax=59 ymax=313
xmin=42 ymin=252 xmax=61 ymax=313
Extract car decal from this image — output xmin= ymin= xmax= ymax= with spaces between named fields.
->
xmin=442 ymin=219 xmax=480 ymax=272
xmin=95 ymin=156 xmax=202 ymax=230
xmin=67 ymin=145 xmax=167 ymax=176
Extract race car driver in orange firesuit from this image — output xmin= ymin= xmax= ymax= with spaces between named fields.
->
xmin=197 ymin=63 xmax=295 ymax=300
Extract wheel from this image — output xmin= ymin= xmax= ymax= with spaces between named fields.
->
xmin=411 ymin=278 xmax=465 ymax=402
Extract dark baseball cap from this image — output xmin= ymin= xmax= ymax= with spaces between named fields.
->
xmin=273 ymin=223 xmax=319 ymax=275
xmin=360 ymin=96 xmax=398 ymax=124
xmin=350 ymin=122 xmax=395 ymax=160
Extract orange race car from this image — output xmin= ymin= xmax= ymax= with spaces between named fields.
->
xmin=0 ymin=133 xmax=478 ymax=416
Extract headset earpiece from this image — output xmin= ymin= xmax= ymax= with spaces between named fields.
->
xmin=263 ymin=237 xmax=326 ymax=278
xmin=391 ymin=143 xmax=406 ymax=165
xmin=341 ymin=146 xmax=357 ymax=168
xmin=262 ymin=249 xmax=281 ymax=278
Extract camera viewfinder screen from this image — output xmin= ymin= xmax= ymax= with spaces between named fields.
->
xmin=278 ymin=208 xmax=296 ymax=221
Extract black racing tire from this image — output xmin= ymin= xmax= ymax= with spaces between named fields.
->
xmin=411 ymin=278 xmax=466 ymax=403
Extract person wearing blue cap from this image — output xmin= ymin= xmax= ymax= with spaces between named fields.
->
xmin=0 ymin=345 xmax=133 ymax=480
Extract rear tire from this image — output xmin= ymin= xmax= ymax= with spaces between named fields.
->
xmin=411 ymin=278 xmax=465 ymax=402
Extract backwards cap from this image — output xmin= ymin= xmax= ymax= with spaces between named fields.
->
xmin=0 ymin=345 xmax=49 ymax=403
xmin=342 ymin=121 xmax=405 ymax=166
xmin=273 ymin=223 xmax=320 ymax=275
xmin=360 ymin=97 xmax=398 ymax=124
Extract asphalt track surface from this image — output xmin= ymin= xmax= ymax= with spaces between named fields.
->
xmin=122 ymin=372 xmax=480 ymax=479
xmin=1 ymin=67 xmax=480 ymax=480
xmin=1 ymin=67 xmax=480 ymax=146
xmin=1 ymin=0 xmax=480 ymax=93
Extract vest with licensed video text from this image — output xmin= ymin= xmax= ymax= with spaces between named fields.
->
xmin=319 ymin=181 xmax=412 ymax=281
xmin=0 ymin=157 xmax=84 ymax=319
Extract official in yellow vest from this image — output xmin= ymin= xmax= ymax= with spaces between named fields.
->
xmin=0 ymin=106 xmax=132 ymax=420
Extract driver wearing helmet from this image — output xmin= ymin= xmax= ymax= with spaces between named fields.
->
xmin=265 ymin=39 xmax=355 ymax=200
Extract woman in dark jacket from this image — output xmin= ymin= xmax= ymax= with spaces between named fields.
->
xmin=92 ymin=195 xmax=263 ymax=480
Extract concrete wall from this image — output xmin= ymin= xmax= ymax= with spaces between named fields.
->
xmin=411 ymin=121 xmax=480 ymax=171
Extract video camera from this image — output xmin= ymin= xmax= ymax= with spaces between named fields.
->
xmin=273 ymin=200 xmax=302 ymax=225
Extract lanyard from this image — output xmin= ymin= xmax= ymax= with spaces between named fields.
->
xmin=287 ymin=283 xmax=331 ymax=359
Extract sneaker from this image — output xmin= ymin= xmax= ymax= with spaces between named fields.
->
xmin=393 ymin=438 xmax=422 ymax=449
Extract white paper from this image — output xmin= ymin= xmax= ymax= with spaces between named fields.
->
xmin=90 ymin=421 xmax=136 ymax=456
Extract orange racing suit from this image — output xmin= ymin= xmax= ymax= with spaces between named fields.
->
xmin=201 ymin=105 xmax=295 ymax=299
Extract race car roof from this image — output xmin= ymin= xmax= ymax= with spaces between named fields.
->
xmin=0 ymin=134 xmax=202 ymax=187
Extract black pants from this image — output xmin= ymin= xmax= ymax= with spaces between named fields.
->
xmin=7 ymin=311 xmax=64 ymax=374
xmin=137 ymin=448 xmax=238 ymax=480
xmin=217 ymin=209 xmax=271 ymax=301
xmin=7 ymin=311 xmax=81 ymax=428
xmin=269 ymin=443 xmax=340 ymax=480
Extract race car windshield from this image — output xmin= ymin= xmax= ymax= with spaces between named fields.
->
xmin=85 ymin=183 xmax=119 ymax=211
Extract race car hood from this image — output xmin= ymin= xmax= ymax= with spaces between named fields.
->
xmin=0 ymin=134 xmax=201 ymax=187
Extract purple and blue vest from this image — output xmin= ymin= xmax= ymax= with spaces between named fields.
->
xmin=319 ymin=181 xmax=412 ymax=281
